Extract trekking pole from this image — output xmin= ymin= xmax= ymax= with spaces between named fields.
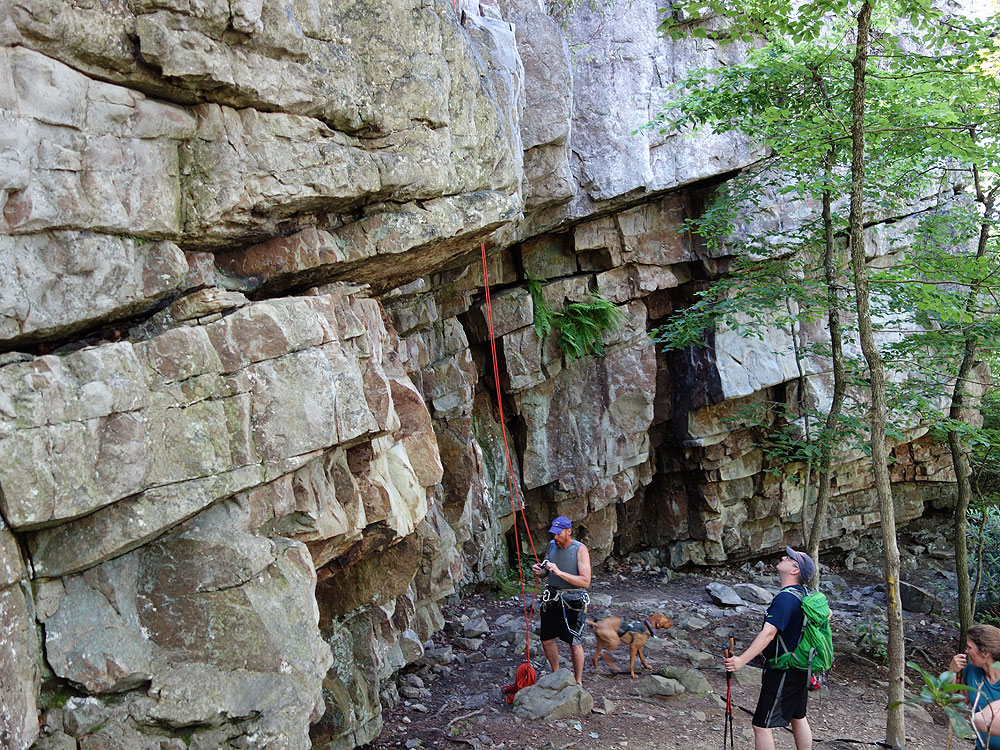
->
xmin=724 ymin=637 xmax=735 ymax=750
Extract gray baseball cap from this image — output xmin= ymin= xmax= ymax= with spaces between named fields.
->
xmin=786 ymin=546 xmax=816 ymax=581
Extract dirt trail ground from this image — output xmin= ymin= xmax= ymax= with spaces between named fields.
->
xmin=365 ymin=552 xmax=969 ymax=750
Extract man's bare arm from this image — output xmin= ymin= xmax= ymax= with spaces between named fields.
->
xmin=724 ymin=623 xmax=778 ymax=671
xmin=545 ymin=545 xmax=592 ymax=589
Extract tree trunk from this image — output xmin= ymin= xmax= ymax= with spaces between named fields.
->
xmin=807 ymin=133 xmax=847 ymax=586
xmin=973 ymin=502 xmax=989 ymax=619
xmin=949 ymin=348 xmax=975 ymax=647
xmin=785 ymin=294 xmax=814 ymax=548
xmin=848 ymin=3 xmax=905 ymax=745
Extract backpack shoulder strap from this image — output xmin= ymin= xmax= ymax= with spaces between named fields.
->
xmin=778 ymin=585 xmax=806 ymax=601
xmin=774 ymin=586 xmax=807 ymax=656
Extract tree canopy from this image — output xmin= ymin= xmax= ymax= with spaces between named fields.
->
xmin=654 ymin=0 xmax=1000 ymax=743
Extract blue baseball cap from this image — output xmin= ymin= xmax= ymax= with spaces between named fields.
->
xmin=786 ymin=546 xmax=816 ymax=581
xmin=549 ymin=516 xmax=572 ymax=534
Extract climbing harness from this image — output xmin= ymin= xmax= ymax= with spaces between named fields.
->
xmin=478 ymin=242 xmax=542 ymax=704
xmin=541 ymin=588 xmax=591 ymax=640
xmin=539 ymin=588 xmax=589 ymax=606
xmin=723 ymin=637 xmax=735 ymax=750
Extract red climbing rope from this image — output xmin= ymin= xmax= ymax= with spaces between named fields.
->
xmin=500 ymin=662 xmax=538 ymax=704
xmin=479 ymin=242 xmax=541 ymax=701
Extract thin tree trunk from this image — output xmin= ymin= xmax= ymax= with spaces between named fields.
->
xmin=949 ymin=350 xmax=976 ymax=646
xmin=972 ymin=503 xmax=989 ymax=620
xmin=807 ymin=121 xmax=848 ymax=586
xmin=785 ymin=295 xmax=814 ymax=548
xmin=848 ymin=3 xmax=905 ymax=745
xmin=971 ymin=446 xmax=992 ymax=619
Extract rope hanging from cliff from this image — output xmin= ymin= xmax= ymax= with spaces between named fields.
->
xmin=479 ymin=241 xmax=540 ymax=700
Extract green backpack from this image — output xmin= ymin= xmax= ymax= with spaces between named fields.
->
xmin=768 ymin=586 xmax=834 ymax=674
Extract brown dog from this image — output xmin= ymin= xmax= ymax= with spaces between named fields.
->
xmin=587 ymin=613 xmax=673 ymax=678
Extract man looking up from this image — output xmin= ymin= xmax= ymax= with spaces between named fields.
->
xmin=724 ymin=547 xmax=816 ymax=750
xmin=531 ymin=516 xmax=592 ymax=685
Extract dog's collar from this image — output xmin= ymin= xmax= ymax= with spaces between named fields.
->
xmin=643 ymin=618 xmax=655 ymax=637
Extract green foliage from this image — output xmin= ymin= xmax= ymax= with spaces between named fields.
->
xmin=545 ymin=0 xmax=620 ymax=27
xmin=891 ymin=661 xmax=974 ymax=747
xmin=557 ymin=295 xmax=626 ymax=359
xmin=854 ymin=617 xmax=889 ymax=664
xmin=718 ymin=400 xmax=869 ymax=475
xmin=968 ymin=504 xmax=1000 ymax=616
xmin=652 ymin=249 xmax=831 ymax=353
xmin=651 ymin=0 xmax=1000 ymax=497
xmin=493 ymin=557 xmax=537 ymax=600
xmin=758 ymin=413 xmax=841 ymax=472
xmin=527 ymin=277 xmax=626 ymax=360
xmin=874 ymin=201 xmax=1000 ymax=404
xmin=650 ymin=4 xmax=1000 ymax=390
xmin=526 ymin=276 xmax=557 ymax=340
xmin=970 ymin=390 xmax=1000 ymax=500
xmin=877 ymin=211 xmax=988 ymax=321
xmin=38 ymin=684 xmax=78 ymax=710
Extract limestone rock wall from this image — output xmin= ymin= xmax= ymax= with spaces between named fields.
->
xmin=0 ymin=0 xmax=958 ymax=747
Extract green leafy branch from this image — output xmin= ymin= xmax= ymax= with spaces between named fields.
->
xmin=890 ymin=661 xmax=974 ymax=750
xmin=721 ymin=400 xmax=870 ymax=475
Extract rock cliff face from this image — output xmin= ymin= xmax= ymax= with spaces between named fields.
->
xmin=0 ymin=0 xmax=956 ymax=747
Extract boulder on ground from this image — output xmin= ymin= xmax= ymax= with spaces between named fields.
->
xmin=823 ymin=573 xmax=848 ymax=589
xmin=677 ymin=614 xmax=710 ymax=630
xmin=29 ymin=733 xmax=77 ymax=750
xmin=706 ymin=582 xmax=743 ymax=607
xmin=733 ymin=583 xmax=773 ymax=605
xmin=631 ymin=675 xmax=685 ymax=698
xmin=589 ymin=592 xmax=613 ymax=608
xmin=463 ymin=617 xmax=490 ymax=638
xmin=899 ymin=581 xmax=941 ymax=614
xmin=660 ymin=666 xmax=712 ymax=695
xmin=422 ymin=646 xmax=455 ymax=665
xmin=904 ymin=702 xmax=934 ymax=724
xmin=592 ymin=696 xmax=615 ymax=715
xmin=677 ymin=647 xmax=717 ymax=667
xmin=733 ymin=668 xmax=760 ymax=689
xmin=511 ymin=669 xmax=594 ymax=720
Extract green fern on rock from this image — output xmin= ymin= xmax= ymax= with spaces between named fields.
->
xmin=526 ymin=276 xmax=625 ymax=360
xmin=558 ymin=295 xmax=625 ymax=359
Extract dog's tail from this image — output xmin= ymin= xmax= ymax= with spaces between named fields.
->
xmin=585 ymin=619 xmax=597 ymax=627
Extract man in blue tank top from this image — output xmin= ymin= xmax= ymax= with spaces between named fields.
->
xmin=532 ymin=516 xmax=592 ymax=685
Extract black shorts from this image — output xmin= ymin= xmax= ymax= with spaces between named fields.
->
xmin=752 ymin=667 xmax=808 ymax=728
xmin=539 ymin=594 xmax=587 ymax=646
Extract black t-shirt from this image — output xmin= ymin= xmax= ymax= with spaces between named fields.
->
xmin=762 ymin=585 xmax=806 ymax=659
